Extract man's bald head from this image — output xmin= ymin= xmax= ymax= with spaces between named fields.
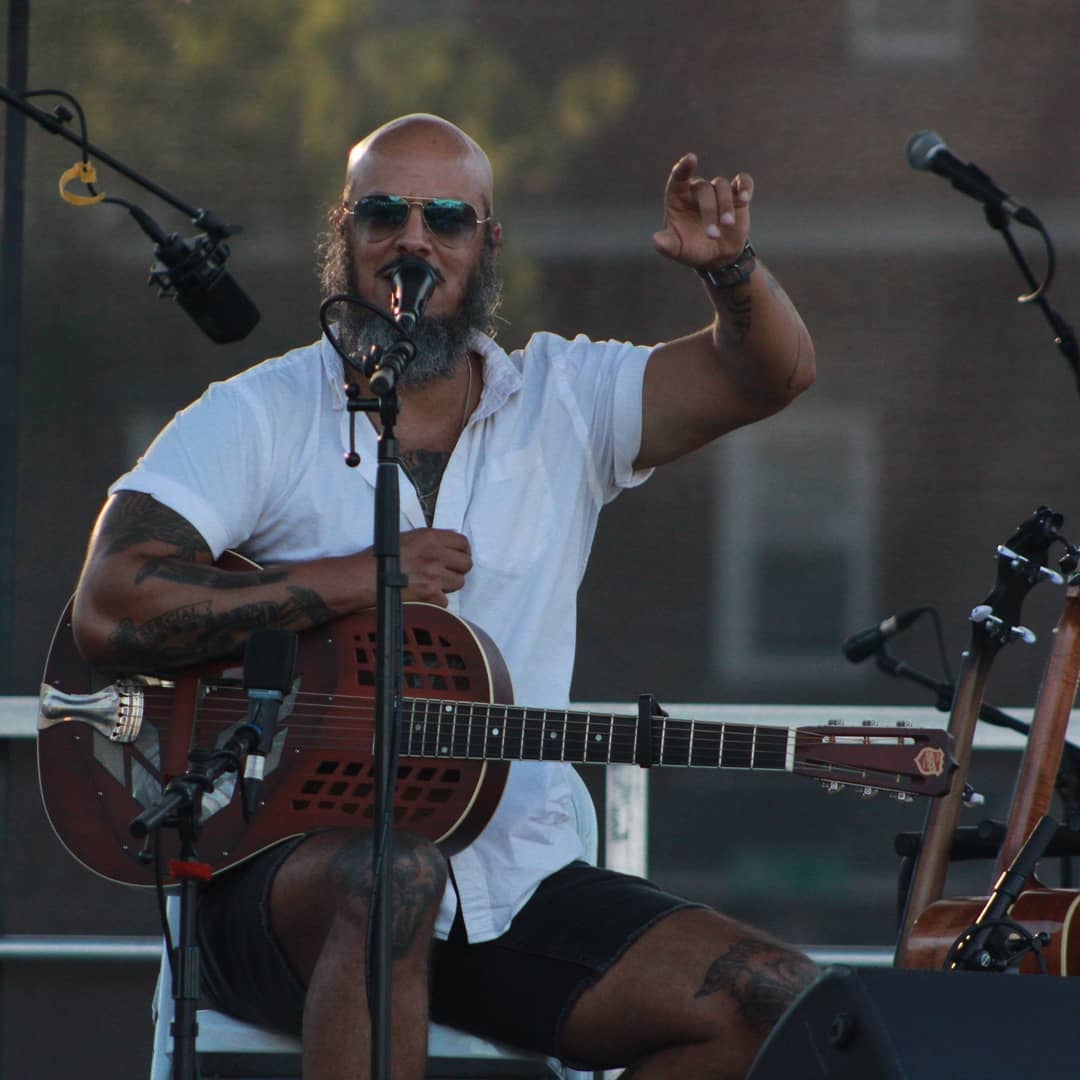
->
xmin=343 ymin=114 xmax=495 ymax=215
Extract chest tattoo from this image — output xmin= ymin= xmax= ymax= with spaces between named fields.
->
xmin=400 ymin=449 xmax=452 ymax=526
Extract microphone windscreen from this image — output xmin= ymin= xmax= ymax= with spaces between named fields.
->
xmin=243 ymin=630 xmax=299 ymax=692
xmin=905 ymin=130 xmax=946 ymax=171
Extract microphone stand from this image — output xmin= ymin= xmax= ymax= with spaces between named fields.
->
xmin=128 ymin=739 xmax=250 ymax=1080
xmin=873 ymin=644 xmax=1035 ymax=737
xmin=981 ymin=201 xmax=1080 ymax=396
xmin=0 ymin=81 xmax=236 ymax=241
xmin=344 ymin=333 xmax=418 ymax=1080
xmin=0 ymin=82 xmax=256 ymax=343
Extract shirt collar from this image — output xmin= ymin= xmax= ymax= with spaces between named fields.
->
xmin=319 ymin=330 xmax=522 ymax=418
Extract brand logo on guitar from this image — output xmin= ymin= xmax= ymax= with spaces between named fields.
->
xmin=914 ymin=745 xmax=947 ymax=777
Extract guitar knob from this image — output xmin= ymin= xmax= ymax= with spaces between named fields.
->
xmin=962 ymin=784 xmax=986 ymax=808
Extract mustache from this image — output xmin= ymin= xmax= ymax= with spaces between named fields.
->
xmin=376 ymin=255 xmax=446 ymax=284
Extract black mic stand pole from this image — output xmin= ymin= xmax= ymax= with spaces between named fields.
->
xmin=981 ymin=202 xmax=1080 ymax=396
xmin=344 ymin=332 xmax=419 ymax=1080
xmin=128 ymin=739 xmax=250 ymax=1080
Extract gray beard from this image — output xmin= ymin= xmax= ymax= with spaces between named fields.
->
xmin=329 ymin=242 xmax=501 ymax=389
xmin=347 ymin=312 xmax=472 ymax=387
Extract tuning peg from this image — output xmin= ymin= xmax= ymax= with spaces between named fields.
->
xmin=962 ymin=783 xmax=986 ymax=808
xmin=891 ymin=791 xmax=915 ymax=803
xmin=821 ymin=780 xmax=844 ymax=794
xmin=997 ymin=544 xmax=1065 ymax=585
xmin=858 ymin=786 xmax=879 ymax=799
xmin=969 ymin=606 xmax=1037 ymax=646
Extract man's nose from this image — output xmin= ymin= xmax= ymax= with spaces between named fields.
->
xmin=396 ymin=204 xmax=433 ymax=253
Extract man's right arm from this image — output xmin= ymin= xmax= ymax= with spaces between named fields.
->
xmin=72 ymin=491 xmax=472 ymax=672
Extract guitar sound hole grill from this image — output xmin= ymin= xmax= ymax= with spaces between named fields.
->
xmin=351 ymin=627 xmax=476 ymax=694
xmin=289 ymin=759 xmax=465 ymax=822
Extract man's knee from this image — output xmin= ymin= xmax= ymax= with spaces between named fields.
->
xmin=326 ymin=830 xmax=448 ymax=953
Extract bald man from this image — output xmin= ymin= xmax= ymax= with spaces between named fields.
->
xmin=73 ymin=114 xmax=818 ymax=1078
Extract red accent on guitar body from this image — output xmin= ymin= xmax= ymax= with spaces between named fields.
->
xmin=37 ymin=602 xmax=513 ymax=888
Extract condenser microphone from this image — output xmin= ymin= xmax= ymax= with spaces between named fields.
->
xmin=905 ymin=131 xmax=1039 ymax=227
xmin=390 ymin=255 xmax=438 ymax=334
xmin=842 ymin=607 xmax=926 ymax=664
xmin=128 ymin=202 xmax=260 ymax=343
xmin=148 ymin=230 xmax=261 ymax=343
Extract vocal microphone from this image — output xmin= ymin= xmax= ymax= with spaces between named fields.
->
xmin=148 ymin=230 xmax=261 ymax=344
xmin=905 ymin=131 xmax=1039 ymax=227
xmin=842 ymin=607 xmax=926 ymax=664
xmin=390 ymin=255 xmax=438 ymax=334
xmin=127 ymin=202 xmax=260 ymax=344
xmin=237 ymin=629 xmax=299 ymax=821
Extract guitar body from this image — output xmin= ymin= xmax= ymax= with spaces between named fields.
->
xmin=38 ymin=572 xmax=956 ymax=889
xmin=901 ymin=888 xmax=1080 ymax=975
xmin=38 ymin=602 xmax=513 ymax=887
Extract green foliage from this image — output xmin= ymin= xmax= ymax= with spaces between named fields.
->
xmin=41 ymin=2 xmax=635 ymax=207
xmin=23 ymin=2 xmax=636 ymax=339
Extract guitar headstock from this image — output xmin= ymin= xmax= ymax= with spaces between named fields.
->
xmin=971 ymin=506 xmax=1065 ymax=650
xmin=794 ymin=723 xmax=957 ymax=800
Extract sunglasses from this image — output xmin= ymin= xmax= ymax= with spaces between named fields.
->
xmin=346 ymin=194 xmax=491 ymax=248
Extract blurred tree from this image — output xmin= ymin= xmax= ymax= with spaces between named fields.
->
xmin=23 ymin=0 xmax=635 ymax=333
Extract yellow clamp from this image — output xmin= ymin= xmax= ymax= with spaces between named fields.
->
xmin=59 ymin=160 xmax=106 ymax=206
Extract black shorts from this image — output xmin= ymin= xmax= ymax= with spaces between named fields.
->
xmin=196 ymin=836 xmax=699 ymax=1059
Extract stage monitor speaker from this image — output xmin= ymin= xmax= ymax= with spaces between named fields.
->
xmin=746 ymin=965 xmax=1080 ymax=1078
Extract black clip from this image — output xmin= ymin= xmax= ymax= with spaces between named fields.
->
xmin=636 ymin=694 xmax=666 ymax=768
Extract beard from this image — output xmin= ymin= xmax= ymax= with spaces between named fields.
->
xmin=317 ymin=216 xmax=502 ymax=388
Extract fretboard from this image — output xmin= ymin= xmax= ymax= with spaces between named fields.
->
xmin=401 ymin=699 xmax=793 ymax=772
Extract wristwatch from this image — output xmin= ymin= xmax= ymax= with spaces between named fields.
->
xmin=696 ymin=240 xmax=757 ymax=288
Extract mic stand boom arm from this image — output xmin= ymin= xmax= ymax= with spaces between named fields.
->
xmin=0 ymin=81 xmax=232 ymax=238
xmin=980 ymin=201 xmax=1080 ymax=395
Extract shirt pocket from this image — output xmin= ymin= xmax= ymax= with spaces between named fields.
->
xmin=466 ymin=444 xmax=556 ymax=575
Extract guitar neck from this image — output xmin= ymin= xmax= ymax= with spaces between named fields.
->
xmin=402 ymin=700 xmax=791 ymax=772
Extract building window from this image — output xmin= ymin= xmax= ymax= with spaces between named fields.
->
xmin=713 ymin=403 xmax=879 ymax=682
xmin=848 ymin=0 xmax=974 ymax=62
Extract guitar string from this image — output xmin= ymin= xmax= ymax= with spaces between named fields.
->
xmin=132 ymin=687 xmax=928 ymax=747
xmin=126 ymin=692 xmax=930 ymax=777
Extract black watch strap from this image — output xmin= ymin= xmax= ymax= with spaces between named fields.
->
xmin=696 ymin=240 xmax=757 ymax=288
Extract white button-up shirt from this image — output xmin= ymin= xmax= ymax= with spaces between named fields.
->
xmin=112 ymin=330 xmax=653 ymax=941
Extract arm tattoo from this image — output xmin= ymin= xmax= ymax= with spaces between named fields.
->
xmin=107 ymin=586 xmax=338 ymax=668
xmin=694 ymin=938 xmax=818 ymax=1031
xmin=718 ymin=289 xmax=753 ymax=349
xmin=99 ymin=492 xmax=211 ymax=559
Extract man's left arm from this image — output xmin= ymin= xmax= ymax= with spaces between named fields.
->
xmin=637 ymin=152 xmax=816 ymax=469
